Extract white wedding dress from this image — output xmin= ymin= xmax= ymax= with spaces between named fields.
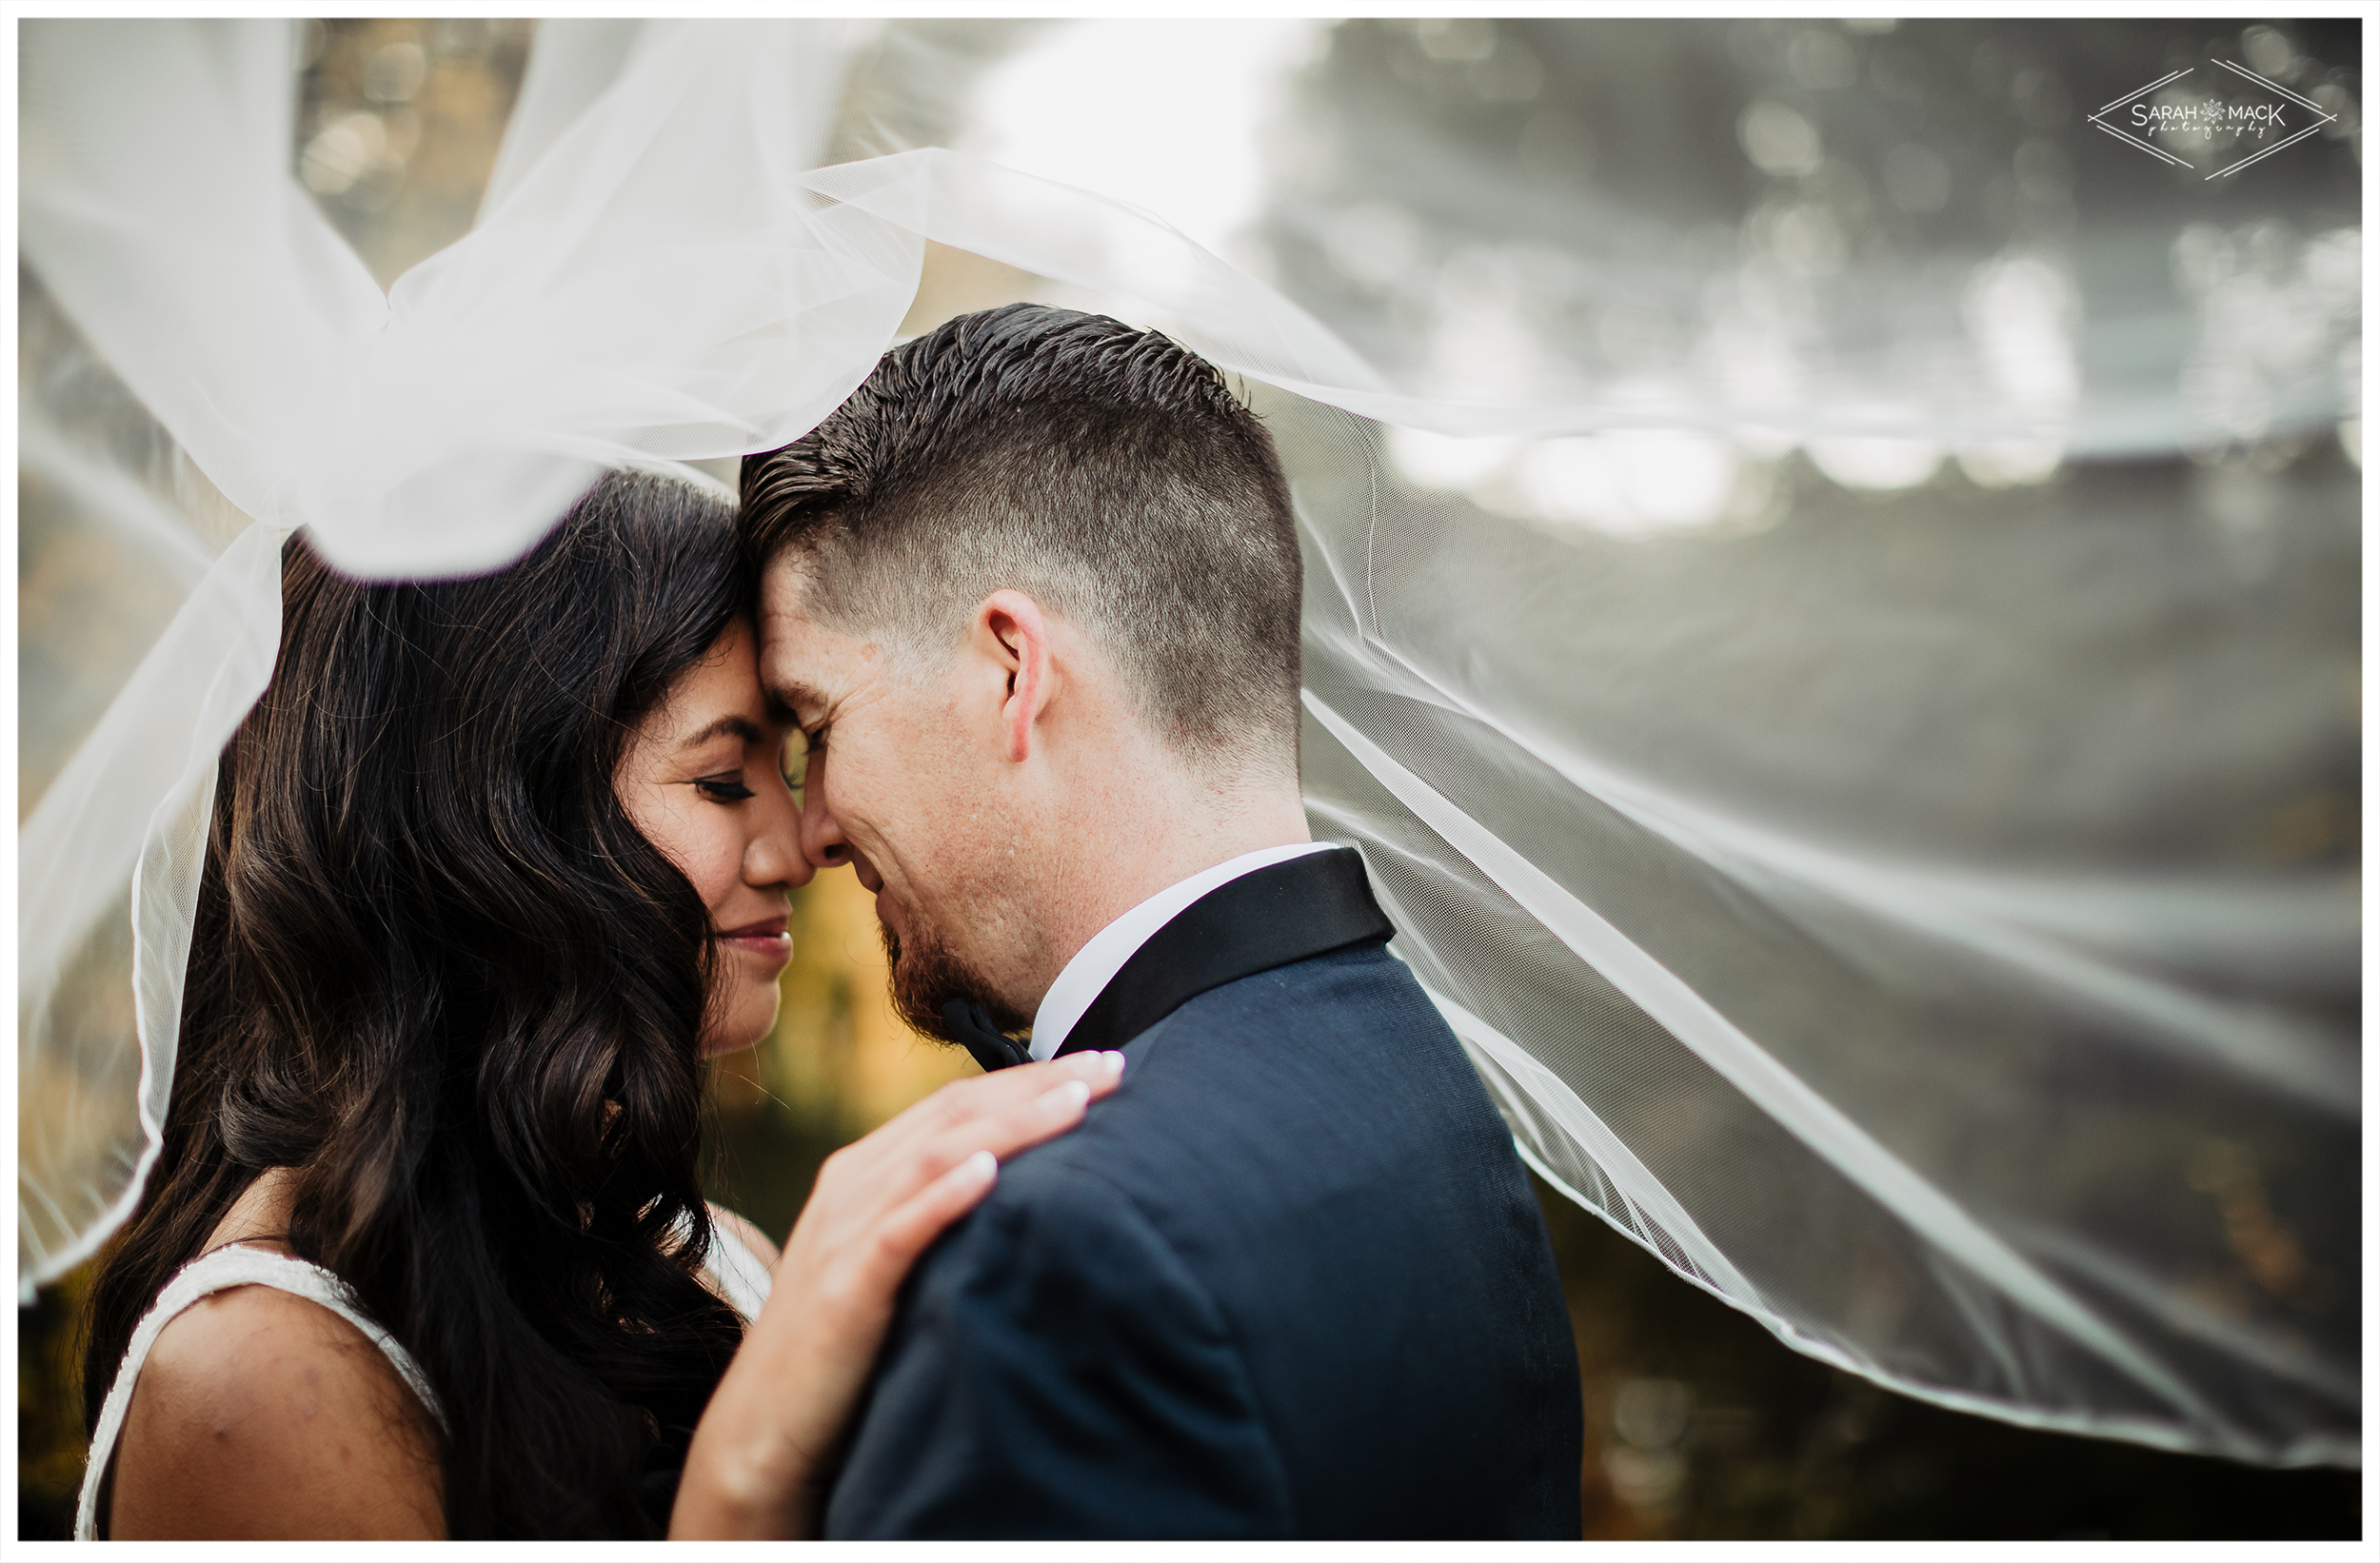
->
xmin=19 ymin=18 xmax=2358 ymax=1472
xmin=72 ymin=1213 xmax=774 ymax=1540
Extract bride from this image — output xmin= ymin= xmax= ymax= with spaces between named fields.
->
xmin=76 ymin=470 xmax=1122 ymax=1539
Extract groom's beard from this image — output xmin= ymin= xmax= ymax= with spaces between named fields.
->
xmin=882 ymin=918 xmax=1033 ymax=1048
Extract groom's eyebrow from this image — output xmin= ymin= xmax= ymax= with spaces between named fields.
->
xmin=764 ymin=681 xmax=818 ymax=725
xmin=678 ymin=716 xmax=766 ymax=750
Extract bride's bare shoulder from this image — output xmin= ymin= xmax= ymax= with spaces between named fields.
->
xmin=110 ymin=1276 xmax=445 ymax=1538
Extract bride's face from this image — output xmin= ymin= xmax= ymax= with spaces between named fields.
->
xmin=616 ymin=617 xmax=810 ymax=1057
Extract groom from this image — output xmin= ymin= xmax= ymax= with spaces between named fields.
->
xmin=740 ymin=305 xmax=1581 ymax=1538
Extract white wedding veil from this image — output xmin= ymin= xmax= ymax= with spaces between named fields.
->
xmin=18 ymin=19 xmax=2357 ymax=1471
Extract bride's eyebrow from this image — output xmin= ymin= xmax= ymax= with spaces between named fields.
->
xmin=676 ymin=715 xmax=766 ymax=751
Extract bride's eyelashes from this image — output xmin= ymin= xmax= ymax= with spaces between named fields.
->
xmin=695 ymin=772 xmax=757 ymax=803
xmin=697 ymin=737 xmax=806 ymax=805
xmin=683 ymin=723 xmax=810 ymax=807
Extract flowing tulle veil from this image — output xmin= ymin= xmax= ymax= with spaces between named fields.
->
xmin=18 ymin=18 xmax=2358 ymax=1470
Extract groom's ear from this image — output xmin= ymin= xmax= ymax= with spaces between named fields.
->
xmin=974 ymin=590 xmax=1058 ymax=764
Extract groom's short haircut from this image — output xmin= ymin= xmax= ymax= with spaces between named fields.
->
xmin=739 ymin=304 xmax=1301 ymax=777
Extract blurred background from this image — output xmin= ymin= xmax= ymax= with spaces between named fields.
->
xmin=18 ymin=16 xmax=2361 ymax=1540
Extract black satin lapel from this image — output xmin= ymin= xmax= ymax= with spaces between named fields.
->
xmin=1053 ymin=848 xmax=1395 ymax=1058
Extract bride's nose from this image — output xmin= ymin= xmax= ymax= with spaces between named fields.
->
xmin=744 ymin=772 xmax=811 ymax=890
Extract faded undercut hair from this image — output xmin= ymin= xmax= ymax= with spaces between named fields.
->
xmin=738 ymin=304 xmax=1303 ymax=778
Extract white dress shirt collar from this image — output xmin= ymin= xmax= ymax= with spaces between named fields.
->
xmin=1027 ymin=841 xmax=1338 ymax=1061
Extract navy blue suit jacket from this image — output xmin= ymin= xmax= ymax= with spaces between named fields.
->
xmin=823 ymin=940 xmax=1583 ymax=1538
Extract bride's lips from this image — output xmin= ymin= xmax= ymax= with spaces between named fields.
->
xmin=719 ymin=916 xmax=792 ymax=968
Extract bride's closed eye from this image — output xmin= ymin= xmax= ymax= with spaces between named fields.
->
xmin=696 ymin=772 xmax=756 ymax=803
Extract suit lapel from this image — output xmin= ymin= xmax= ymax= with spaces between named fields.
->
xmin=1053 ymin=847 xmax=1395 ymax=1058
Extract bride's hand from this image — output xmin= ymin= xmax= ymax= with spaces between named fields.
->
xmin=670 ymin=1049 xmax=1126 ymax=1539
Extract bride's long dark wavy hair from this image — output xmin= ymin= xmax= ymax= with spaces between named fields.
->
xmin=80 ymin=470 xmax=751 ymax=1538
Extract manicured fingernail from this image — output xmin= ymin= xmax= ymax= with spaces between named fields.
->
xmin=1101 ymin=1051 xmax=1126 ymax=1076
xmin=964 ymin=1149 xmax=997 ymax=1181
xmin=1047 ymin=1079 xmax=1091 ymax=1111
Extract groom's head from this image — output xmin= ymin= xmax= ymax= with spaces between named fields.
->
xmin=739 ymin=305 xmax=1303 ymax=1038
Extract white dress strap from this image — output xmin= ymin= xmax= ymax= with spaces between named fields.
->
xmin=74 ymin=1246 xmax=445 ymax=1541
xmin=698 ymin=1203 xmax=775 ymax=1324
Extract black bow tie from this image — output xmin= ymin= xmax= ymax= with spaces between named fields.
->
xmin=942 ymin=848 xmax=1394 ymax=1072
xmin=942 ymin=999 xmax=1033 ymax=1072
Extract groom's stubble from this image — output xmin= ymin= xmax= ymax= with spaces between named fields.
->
xmin=881 ymin=915 xmax=1034 ymax=1052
